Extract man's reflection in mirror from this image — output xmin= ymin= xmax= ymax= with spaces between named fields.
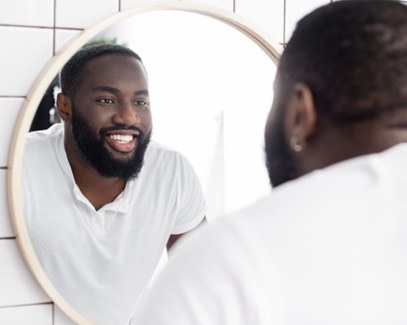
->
xmin=22 ymin=44 xmax=207 ymax=325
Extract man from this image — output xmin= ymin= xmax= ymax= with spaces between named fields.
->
xmin=132 ymin=1 xmax=407 ymax=324
xmin=22 ymin=44 xmax=206 ymax=325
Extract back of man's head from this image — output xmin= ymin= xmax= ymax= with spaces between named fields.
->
xmin=278 ymin=0 xmax=407 ymax=123
xmin=265 ymin=0 xmax=407 ymax=187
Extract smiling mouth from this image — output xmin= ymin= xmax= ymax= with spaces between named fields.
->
xmin=110 ymin=134 xmax=134 ymax=144
xmin=105 ymin=130 xmax=140 ymax=154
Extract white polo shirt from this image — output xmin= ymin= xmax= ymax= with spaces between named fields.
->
xmin=133 ymin=143 xmax=407 ymax=325
xmin=22 ymin=123 xmax=207 ymax=325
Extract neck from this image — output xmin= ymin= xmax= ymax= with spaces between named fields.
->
xmin=64 ymin=131 xmax=126 ymax=211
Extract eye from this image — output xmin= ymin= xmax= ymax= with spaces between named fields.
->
xmin=96 ymin=98 xmax=115 ymax=104
xmin=135 ymin=99 xmax=149 ymax=108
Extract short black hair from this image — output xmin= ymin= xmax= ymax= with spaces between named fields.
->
xmin=277 ymin=0 xmax=407 ymax=124
xmin=59 ymin=43 xmax=144 ymax=97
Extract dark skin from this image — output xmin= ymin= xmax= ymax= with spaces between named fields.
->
xmin=270 ymin=82 xmax=407 ymax=177
xmin=57 ymin=54 xmax=202 ymax=250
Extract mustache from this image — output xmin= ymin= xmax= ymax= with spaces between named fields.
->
xmin=99 ymin=125 xmax=146 ymax=140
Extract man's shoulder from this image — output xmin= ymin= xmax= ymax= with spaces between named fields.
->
xmin=26 ymin=123 xmax=64 ymax=146
xmin=145 ymin=141 xmax=189 ymax=164
xmin=146 ymin=141 xmax=179 ymax=155
xmin=207 ymin=143 xmax=407 ymax=247
xmin=24 ymin=123 xmax=64 ymax=162
xmin=161 ymin=143 xmax=407 ymax=278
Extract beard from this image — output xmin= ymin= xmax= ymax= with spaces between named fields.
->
xmin=265 ymin=105 xmax=300 ymax=188
xmin=71 ymin=109 xmax=151 ymax=181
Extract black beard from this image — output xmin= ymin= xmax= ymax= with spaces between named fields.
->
xmin=71 ymin=108 xmax=151 ymax=181
xmin=265 ymin=105 xmax=300 ymax=187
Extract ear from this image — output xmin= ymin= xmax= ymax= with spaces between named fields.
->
xmin=56 ymin=93 xmax=72 ymax=124
xmin=284 ymin=83 xmax=317 ymax=152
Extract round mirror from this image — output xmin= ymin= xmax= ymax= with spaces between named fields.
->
xmin=8 ymin=3 xmax=281 ymax=324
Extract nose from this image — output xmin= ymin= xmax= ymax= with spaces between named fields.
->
xmin=113 ymin=102 xmax=141 ymax=126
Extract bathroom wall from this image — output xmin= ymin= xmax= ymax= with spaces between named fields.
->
xmin=0 ymin=0 xmax=340 ymax=323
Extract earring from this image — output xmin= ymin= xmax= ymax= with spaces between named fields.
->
xmin=290 ymin=136 xmax=305 ymax=152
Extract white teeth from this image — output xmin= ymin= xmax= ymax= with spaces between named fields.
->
xmin=110 ymin=134 xmax=133 ymax=143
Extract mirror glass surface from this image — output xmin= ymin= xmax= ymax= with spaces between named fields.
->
xmin=23 ymin=9 xmax=277 ymax=323
xmin=96 ymin=10 xmax=276 ymax=216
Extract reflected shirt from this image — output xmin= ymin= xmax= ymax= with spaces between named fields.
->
xmin=22 ymin=123 xmax=207 ymax=325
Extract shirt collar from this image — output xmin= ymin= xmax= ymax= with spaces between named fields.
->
xmin=55 ymin=124 xmax=133 ymax=215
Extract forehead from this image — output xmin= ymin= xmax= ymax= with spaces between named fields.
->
xmin=80 ymin=54 xmax=148 ymax=90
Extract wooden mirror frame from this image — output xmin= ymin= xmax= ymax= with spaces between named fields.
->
xmin=7 ymin=1 xmax=281 ymax=323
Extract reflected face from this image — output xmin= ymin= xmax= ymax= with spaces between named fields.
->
xmin=70 ymin=54 xmax=152 ymax=180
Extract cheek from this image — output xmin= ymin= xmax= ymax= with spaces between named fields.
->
xmin=91 ymin=110 xmax=114 ymax=126
xmin=140 ymin=110 xmax=153 ymax=128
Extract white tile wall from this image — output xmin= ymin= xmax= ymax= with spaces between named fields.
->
xmin=0 ymin=240 xmax=50 ymax=306
xmin=121 ymin=0 xmax=233 ymax=12
xmin=121 ymin=0 xmax=173 ymax=10
xmin=55 ymin=0 xmax=119 ymax=28
xmin=235 ymin=0 xmax=284 ymax=45
xmin=0 ymin=304 xmax=53 ymax=325
xmin=0 ymin=0 xmax=54 ymax=27
xmin=0 ymin=171 xmax=13 ymax=238
xmin=0 ymin=98 xmax=24 ymax=167
xmin=55 ymin=29 xmax=82 ymax=53
xmin=183 ymin=0 xmax=233 ymax=11
xmin=0 ymin=27 xmax=53 ymax=97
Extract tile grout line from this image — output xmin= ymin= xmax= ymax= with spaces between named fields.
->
xmin=53 ymin=0 xmax=57 ymax=55
xmin=52 ymin=302 xmax=55 ymax=325
xmin=0 ymin=302 xmax=53 ymax=309
xmin=0 ymin=23 xmax=83 ymax=31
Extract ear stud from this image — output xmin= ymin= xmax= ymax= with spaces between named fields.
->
xmin=289 ymin=136 xmax=306 ymax=152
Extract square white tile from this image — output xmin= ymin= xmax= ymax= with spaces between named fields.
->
xmin=235 ymin=0 xmax=284 ymax=45
xmin=0 ymin=0 xmax=54 ymax=27
xmin=0 ymin=170 xmax=14 ymax=238
xmin=0 ymin=240 xmax=50 ymax=306
xmin=0 ymin=27 xmax=53 ymax=97
xmin=285 ymin=0 xmax=330 ymax=42
xmin=0 ymin=304 xmax=53 ymax=325
xmin=55 ymin=0 xmax=118 ymax=29
xmin=55 ymin=29 xmax=82 ymax=53
xmin=0 ymin=98 xmax=24 ymax=167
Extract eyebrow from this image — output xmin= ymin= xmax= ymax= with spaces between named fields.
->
xmin=91 ymin=86 xmax=149 ymax=96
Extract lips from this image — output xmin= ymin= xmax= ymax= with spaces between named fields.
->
xmin=104 ymin=130 xmax=140 ymax=153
